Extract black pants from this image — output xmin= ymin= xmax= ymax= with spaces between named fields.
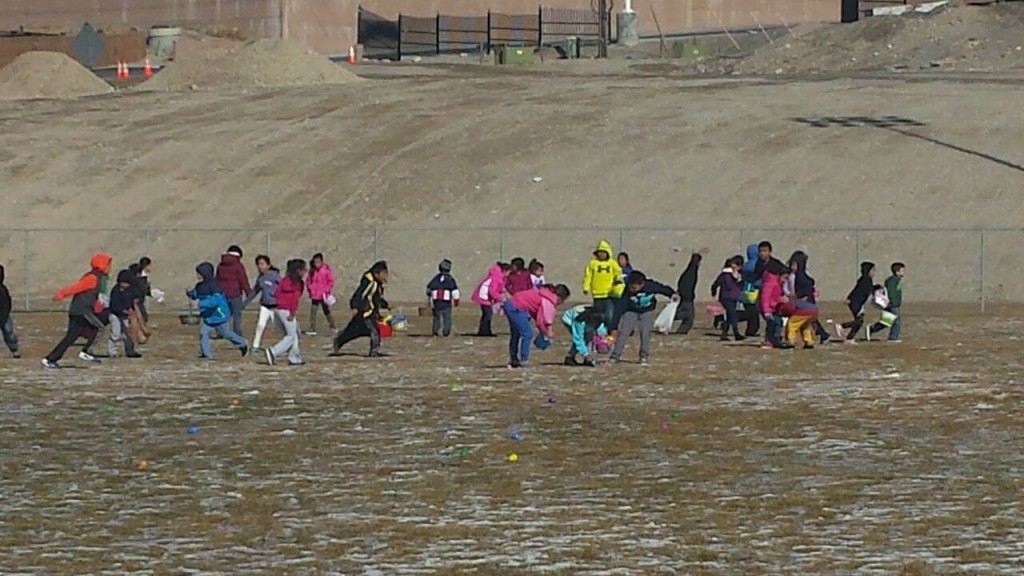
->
xmin=477 ymin=304 xmax=495 ymax=336
xmin=432 ymin=306 xmax=453 ymax=336
xmin=333 ymin=315 xmax=381 ymax=355
xmin=674 ymin=300 xmax=695 ymax=334
xmin=46 ymin=315 xmax=100 ymax=363
xmin=842 ymin=307 xmax=866 ymax=340
xmin=743 ymin=303 xmax=760 ymax=337
xmin=721 ymin=300 xmax=743 ymax=339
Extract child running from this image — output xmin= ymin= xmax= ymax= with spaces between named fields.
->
xmin=332 ymin=261 xmax=390 ymax=357
xmin=43 ymin=253 xmax=112 ymax=368
xmin=215 ymin=245 xmax=252 ymax=337
xmin=561 ymin=304 xmax=607 ymax=367
xmin=107 ymin=269 xmax=142 ymax=358
xmin=759 ymin=260 xmax=790 ymax=349
xmin=673 ymin=252 xmax=702 ymax=335
xmin=265 ymin=259 xmax=307 ymax=366
xmin=609 ymin=270 xmax=678 ymax=365
xmin=867 ymin=262 xmax=905 ymax=343
xmin=426 ymin=258 xmax=459 ymax=337
xmin=836 ymin=261 xmax=880 ymax=345
xmin=711 ymin=256 xmax=745 ymax=342
xmin=471 ymin=262 xmax=510 ymax=337
xmin=503 ymin=283 xmax=570 ymax=368
xmin=0 ymin=265 xmax=20 ymax=358
xmin=187 ymin=262 xmax=249 ymax=359
xmin=245 ymin=255 xmax=281 ymax=352
xmin=306 ymin=253 xmax=337 ymax=336
xmin=788 ymin=251 xmax=831 ymax=345
xmin=583 ymin=240 xmax=624 ymax=328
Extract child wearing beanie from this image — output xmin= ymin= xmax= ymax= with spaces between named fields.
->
xmin=426 ymin=258 xmax=460 ymax=337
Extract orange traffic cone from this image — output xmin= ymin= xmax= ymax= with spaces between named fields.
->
xmin=143 ymin=57 xmax=153 ymax=77
xmin=348 ymin=46 xmax=356 ymax=64
xmin=116 ymin=61 xmax=124 ymax=79
xmin=123 ymin=61 xmax=130 ymax=78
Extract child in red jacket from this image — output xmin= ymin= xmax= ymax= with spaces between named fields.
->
xmin=759 ymin=260 xmax=790 ymax=350
xmin=265 ymin=259 xmax=307 ymax=366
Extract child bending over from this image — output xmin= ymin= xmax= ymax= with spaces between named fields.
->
xmin=562 ymin=304 xmax=607 ymax=367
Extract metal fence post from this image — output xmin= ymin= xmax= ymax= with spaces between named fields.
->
xmin=373 ymin=228 xmax=379 ymax=261
xmin=145 ymin=229 xmax=151 ymax=256
xmin=980 ymin=229 xmax=986 ymax=312
xmin=266 ymin=230 xmax=272 ymax=256
xmin=487 ymin=10 xmax=492 ymax=53
xmin=854 ymin=229 xmax=861 ymax=270
xmin=618 ymin=228 xmax=624 ymax=252
xmin=23 ymin=230 xmax=30 ymax=312
xmin=435 ymin=13 xmax=441 ymax=54
xmin=499 ymin=228 xmax=505 ymax=261
xmin=538 ymin=5 xmax=544 ymax=47
xmin=397 ymin=14 xmax=403 ymax=61
xmin=738 ymin=229 xmax=744 ymax=249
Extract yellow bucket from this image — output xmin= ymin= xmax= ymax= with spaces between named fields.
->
xmin=880 ymin=310 xmax=898 ymax=328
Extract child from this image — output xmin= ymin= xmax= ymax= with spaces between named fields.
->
xmin=503 ymin=283 xmax=570 ymax=368
xmin=426 ymin=258 xmax=460 ymax=337
xmin=125 ymin=263 xmax=152 ymax=345
xmin=137 ymin=257 xmax=153 ymax=323
xmin=215 ymin=245 xmax=252 ymax=336
xmin=583 ymin=240 xmax=624 ymax=328
xmin=788 ymin=251 xmax=831 ymax=345
xmin=265 ymin=259 xmax=307 ymax=366
xmin=306 ymin=252 xmax=336 ymax=336
xmin=332 ymin=261 xmax=390 ymax=357
xmin=617 ymin=252 xmax=633 ymax=279
xmin=673 ymin=252 xmax=702 ymax=335
xmin=107 ymin=269 xmax=141 ymax=358
xmin=868 ymin=262 xmax=905 ymax=343
xmin=739 ymin=244 xmax=762 ymax=337
xmin=506 ymin=257 xmax=533 ymax=295
xmin=528 ymin=259 xmax=546 ymax=288
xmin=836 ymin=261 xmax=880 ymax=345
xmin=43 ymin=253 xmax=112 ymax=368
xmin=711 ymin=256 xmax=745 ymax=342
xmin=244 ymin=255 xmax=281 ymax=351
xmin=0 ymin=265 xmax=20 ymax=358
xmin=759 ymin=260 xmax=789 ymax=350
xmin=471 ymin=262 xmax=510 ymax=337
xmin=562 ymin=304 xmax=607 ymax=367
xmin=609 ymin=270 xmax=678 ymax=365
xmin=187 ymin=262 xmax=249 ymax=359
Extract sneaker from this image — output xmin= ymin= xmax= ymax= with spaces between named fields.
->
xmin=834 ymin=324 xmax=845 ymax=339
xmin=508 ymin=359 xmax=521 ymax=369
xmin=304 ymin=331 xmax=318 ymax=337
xmin=887 ymin=339 xmax=902 ymax=344
xmin=639 ymin=358 xmax=649 ymax=366
xmin=41 ymin=358 xmax=60 ymax=369
xmin=760 ymin=342 xmax=774 ymax=350
xmin=240 ymin=345 xmax=249 ymax=357
xmin=735 ymin=335 xmax=746 ymax=342
xmin=126 ymin=352 xmax=142 ymax=358
xmin=844 ymin=339 xmax=857 ymax=346
xmin=264 ymin=348 xmax=275 ymax=366
xmin=78 ymin=351 xmax=101 ymax=364
xmin=865 ymin=326 xmax=872 ymax=342
xmin=719 ymin=336 xmax=730 ymax=342
xmin=369 ymin=350 xmax=390 ymax=358
xmin=563 ymin=356 xmax=579 ymax=366
xmin=12 ymin=351 xmax=20 ymax=359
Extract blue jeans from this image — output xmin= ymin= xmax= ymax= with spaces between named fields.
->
xmin=228 ymin=296 xmax=245 ymax=336
xmin=504 ymin=300 xmax=533 ymax=364
xmin=200 ymin=322 xmax=248 ymax=358
xmin=870 ymin=306 xmax=901 ymax=340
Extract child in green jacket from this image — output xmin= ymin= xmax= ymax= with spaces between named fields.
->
xmin=868 ymin=262 xmax=905 ymax=342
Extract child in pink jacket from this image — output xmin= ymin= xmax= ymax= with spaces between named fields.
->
xmin=503 ymin=284 xmax=570 ymax=368
xmin=472 ymin=262 xmax=510 ymax=337
xmin=759 ymin=260 xmax=789 ymax=349
xmin=306 ymin=253 xmax=336 ymax=336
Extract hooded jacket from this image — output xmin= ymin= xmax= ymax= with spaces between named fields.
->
xmin=188 ymin=262 xmax=230 ymax=326
xmin=215 ymin=252 xmax=251 ymax=299
xmin=712 ymin=269 xmax=743 ymax=303
xmin=760 ymin=272 xmax=787 ymax=316
xmin=885 ymin=274 xmax=903 ymax=308
xmin=506 ymin=270 xmax=534 ymax=295
xmin=247 ymin=268 xmax=282 ymax=308
xmin=611 ymin=276 xmax=676 ymax=328
xmin=509 ymin=286 xmax=560 ymax=337
xmin=108 ymin=269 xmax=138 ymax=318
xmin=274 ymin=275 xmax=304 ymax=315
xmin=561 ymin=305 xmax=608 ymax=358
xmin=472 ymin=264 xmax=506 ymax=306
xmin=790 ymin=252 xmax=818 ymax=304
xmin=0 ymin=265 xmax=11 ymax=326
xmin=351 ymin=271 xmax=388 ymax=319
xmin=307 ymin=263 xmax=336 ymax=301
xmin=740 ymin=244 xmax=760 ymax=286
xmin=847 ymin=263 xmax=880 ymax=313
xmin=676 ymin=254 xmax=701 ymax=302
xmin=427 ymin=271 xmax=460 ymax=309
xmin=583 ymin=240 xmax=623 ymax=299
xmin=55 ymin=253 xmax=112 ymax=317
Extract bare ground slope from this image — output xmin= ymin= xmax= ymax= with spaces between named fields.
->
xmin=1 ymin=73 xmax=1023 ymax=303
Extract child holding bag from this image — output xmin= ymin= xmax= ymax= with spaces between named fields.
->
xmin=503 ymin=283 xmax=570 ymax=368
xmin=306 ymin=253 xmax=336 ymax=336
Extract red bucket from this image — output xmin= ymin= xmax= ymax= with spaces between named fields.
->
xmin=378 ymin=322 xmax=393 ymax=338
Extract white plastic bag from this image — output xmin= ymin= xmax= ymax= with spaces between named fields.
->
xmin=324 ymin=293 xmax=337 ymax=307
xmin=653 ymin=301 xmax=679 ymax=334
xmin=873 ymin=288 xmax=890 ymax=309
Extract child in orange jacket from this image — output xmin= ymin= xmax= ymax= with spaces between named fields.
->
xmin=43 ymin=253 xmax=112 ymax=368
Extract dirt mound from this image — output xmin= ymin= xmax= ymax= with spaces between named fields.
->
xmin=139 ymin=39 xmax=362 ymax=91
xmin=735 ymin=3 xmax=1024 ymax=74
xmin=0 ymin=51 xmax=113 ymax=101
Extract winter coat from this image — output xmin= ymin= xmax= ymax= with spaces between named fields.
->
xmin=583 ymin=240 xmax=624 ymax=299
xmin=885 ymin=274 xmax=903 ymax=308
xmin=0 ymin=265 xmax=10 ymax=326
xmin=274 ymin=276 xmax=304 ymax=315
xmin=741 ymin=244 xmax=760 ymax=286
xmin=215 ymin=252 xmax=251 ymax=299
xmin=246 ymin=269 xmax=282 ymax=308
xmin=307 ymin=263 xmax=336 ymax=301
xmin=759 ymin=273 xmax=787 ymax=316
xmin=790 ymin=252 xmax=818 ymax=304
xmin=611 ymin=278 xmax=675 ymax=328
xmin=427 ymin=272 xmax=460 ymax=310
xmin=712 ymin=269 xmax=743 ymax=303
xmin=561 ymin=305 xmax=608 ymax=358
xmin=351 ymin=272 xmax=388 ymax=319
xmin=55 ymin=253 xmax=112 ymax=317
xmin=109 ymin=286 xmax=136 ymax=318
xmin=676 ymin=254 xmax=701 ymax=302
xmin=506 ymin=270 xmax=534 ymax=295
xmin=472 ymin=264 xmax=506 ymax=306
xmin=510 ymin=287 xmax=560 ymax=337
xmin=188 ymin=262 xmax=230 ymax=326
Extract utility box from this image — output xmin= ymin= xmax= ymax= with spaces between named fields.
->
xmin=565 ymin=36 xmax=580 ymax=59
xmin=495 ymin=45 xmax=534 ymax=65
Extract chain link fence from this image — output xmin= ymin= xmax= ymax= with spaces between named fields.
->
xmin=0 ymin=226 xmax=1014 ymax=311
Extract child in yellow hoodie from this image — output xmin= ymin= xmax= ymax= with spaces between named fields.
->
xmin=582 ymin=240 xmax=623 ymax=328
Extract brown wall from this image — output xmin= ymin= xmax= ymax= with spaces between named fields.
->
xmin=2 ymin=0 xmax=835 ymax=57
xmin=0 ymin=31 xmax=146 ymax=68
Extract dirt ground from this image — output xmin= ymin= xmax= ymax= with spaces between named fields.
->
xmin=1 ymin=305 xmax=1022 ymax=574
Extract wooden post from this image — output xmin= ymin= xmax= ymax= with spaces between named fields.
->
xmin=397 ymin=13 xmax=403 ymax=61
xmin=538 ymin=5 xmax=543 ymax=48
xmin=435 ymin=13 xmax=441 ymax=54
xmin=598 ymin=0 xmax=609 ymax=58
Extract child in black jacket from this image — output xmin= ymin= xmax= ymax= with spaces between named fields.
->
xmin=333 ymin=261 xmax=390 ymax=357
xmin=673 ymin=252 xmax=702 ymax=335
xmin=609 ymin=270 xmax=678 ymax=365
xmin=0 ymin=265 xmax=20 ymax=358
xmin=426 ymin=259 xmax=460 ymax=337
xmin=836 ymin=261 xmax=880 ymax=344
xmin=107 ymin=269 xmax=141 ymax=358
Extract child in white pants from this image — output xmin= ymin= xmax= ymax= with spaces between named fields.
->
xmin=265 ymin=259 xmax=307 ymax=366
xmin=244 ymin=255 xmax=281 ymax=351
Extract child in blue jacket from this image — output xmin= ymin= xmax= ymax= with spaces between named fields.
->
xmin=561 ymin=305 xmax=607 ymax=367
xmin=187 ymin=262 xmax=249 ymax=359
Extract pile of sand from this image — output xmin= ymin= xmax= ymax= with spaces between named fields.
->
xmin=139 ymin=39 xmax=362 ymax=91
xmin=734 ymin=2 xmax=1024 ymax=74
xmin=0 ymin=52 xmax=113 ymax=101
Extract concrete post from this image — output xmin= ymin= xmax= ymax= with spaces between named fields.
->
xmin=617 ymin=11 xmax=639 ymax=47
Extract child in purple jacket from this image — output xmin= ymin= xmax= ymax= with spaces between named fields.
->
xmin=711 ymin=256 xmax=746 ymax=342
